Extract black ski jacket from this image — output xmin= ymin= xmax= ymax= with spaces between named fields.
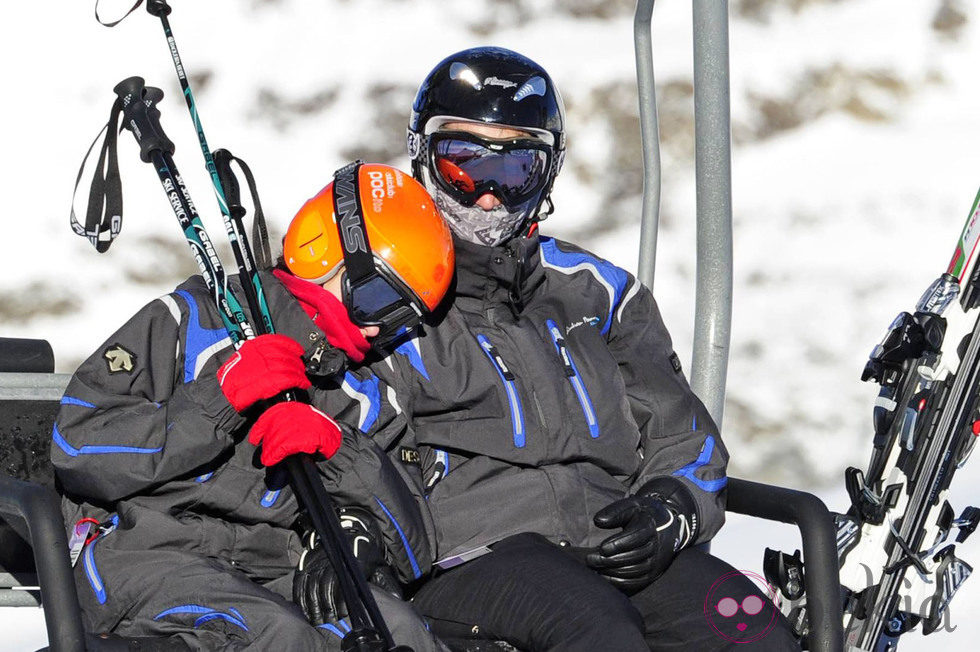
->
xmin=365 ymin=234 xmax=730 ymax=563
xmin=52 ymin=272 xmax=434 ymax=587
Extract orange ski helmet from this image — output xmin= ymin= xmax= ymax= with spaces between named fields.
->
xmin=284 ymin=162 xmax=454 ymax=334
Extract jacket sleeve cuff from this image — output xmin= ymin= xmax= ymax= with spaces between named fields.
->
xmin=172 ymin=372 xmax=248 ymax=435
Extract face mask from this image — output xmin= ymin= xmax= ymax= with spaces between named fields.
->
xmin=432 ymin=186 xmax=530 ymax=247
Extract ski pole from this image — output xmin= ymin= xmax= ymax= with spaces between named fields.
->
xmin=144 ymin=0 xmax=275 ymax=337
xmin=211 ymin=151 xmax=406 ymax=652
xmin=112 ymin=78 xmax=253 ymax=344
xmin=111 ymin=76 xmax=403 ymax=652
xmin=128 ymin=7 xmax=400 ymax=641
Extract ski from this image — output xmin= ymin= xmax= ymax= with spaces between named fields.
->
xmin=769 ymin=187 xmax=980 ymax=650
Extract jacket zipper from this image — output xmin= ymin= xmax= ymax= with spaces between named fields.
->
xmin=82 ymin=515 xmax=118 ymax=605
xmin=477 ymin=334 xmax=526 ymax=448
xmin=425 ymin=449 xmax=450 ymax=491
xmin=546 ymin=320 xmax=599 ymax=438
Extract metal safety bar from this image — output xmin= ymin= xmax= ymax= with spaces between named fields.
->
xmin=632 ymin=3 xmax=842 ymax=651
xmin=727 ymin=479 xmax=845 ymax=652
xmin=634 ymin=0 xmax=662 ymax=291
xmin=689 ymin=0 xmax=734 ymax=430
xmin=0 ymin=373 xmax=72 ymax=401
xmin=0 ymin=474 xmax=85 ymax=652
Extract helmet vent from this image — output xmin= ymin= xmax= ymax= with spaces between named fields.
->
xmin=514 ymin=76 xmax=546 ymax=102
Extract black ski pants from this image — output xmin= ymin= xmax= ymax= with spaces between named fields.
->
xmin=74 ymin=537 xmax=447 ymax=651
xmin=412 ymin=533 xmax=801 ymax=652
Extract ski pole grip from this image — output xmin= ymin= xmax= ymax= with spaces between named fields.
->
xmin=145 ymin=0 xmax=172 ymax=17
xmin=213 ymin=148 xmax=246 ymax=218
xmin=113 ymin=76 xmax=175 ymax=163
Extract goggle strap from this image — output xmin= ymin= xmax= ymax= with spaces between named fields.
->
xmin=331 ymin=161 xmax=376 ymax=287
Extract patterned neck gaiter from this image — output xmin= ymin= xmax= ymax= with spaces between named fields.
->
xmin=432 ymin=186 xmax=530 ymax=247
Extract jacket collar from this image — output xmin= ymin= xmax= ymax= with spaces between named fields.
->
xmin=452 ymin=234 xmax=544 ymax=311
xmin=259 ymin=269 xmax=347 ymax=377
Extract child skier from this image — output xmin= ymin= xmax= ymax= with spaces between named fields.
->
xmin=53 ymin=163 xmax=453 ymax=651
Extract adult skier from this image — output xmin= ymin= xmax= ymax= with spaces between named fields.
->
xmin=52 ymin=164 xmax=453 ymax=651
xmin=289 ymin=47 xmax=800 ymax=651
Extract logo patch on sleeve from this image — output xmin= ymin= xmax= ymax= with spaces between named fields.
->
xmin=669 ymin=351 xmax=683 ymax=374
xmin=104 ymin=344 xmax=136 ymax=373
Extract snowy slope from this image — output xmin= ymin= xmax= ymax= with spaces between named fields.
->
xmin=2 ymin=0 xmax=980 ymax=649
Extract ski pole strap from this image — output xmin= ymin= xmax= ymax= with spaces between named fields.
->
xmin=69 ymin=99 xmax=123 ymax=253
xmin=70 ymin=76 xmax=180 ymax=252
xmin=94 ymin=0 xmax=145 ymax=27
xmin=212 ymin=149 xmax=274 ymax=271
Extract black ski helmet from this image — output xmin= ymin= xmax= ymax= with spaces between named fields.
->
xmin=407 ymin=47 xmax=566 ymax=223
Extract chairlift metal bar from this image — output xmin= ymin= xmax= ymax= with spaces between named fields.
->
xmin=633 ymin=0 xmax=733 ymax=428
xmin=634 ymin=0 xmax=661 ymax=291
xmin=727 ymin=478 xmax=845 ymax=652
xmin=690 ymin=0 xmax=734 ymax=429
xmin=0 ymin=373 xmax=71 ymax=401
xmin=0 ymin=474 xmax=85 ymax=652
xmin=631 ymin=4 xmax=843 ymax=651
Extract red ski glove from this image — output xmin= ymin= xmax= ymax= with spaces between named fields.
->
xmin=273 ymin=269 xmax=371 ymax=363
xmin=217 ymin=334 xmax=311 ymax=412
xmin=248 ymin=402 xmax=343 ymax=467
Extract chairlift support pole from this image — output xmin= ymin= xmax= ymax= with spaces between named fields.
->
xmin=634 ymin=0 xmax=732 ymax=429
xmin=690 ymin=0 xmax=734 ymax=430
xmin=632 ymin=4 xmax=842 ymax=651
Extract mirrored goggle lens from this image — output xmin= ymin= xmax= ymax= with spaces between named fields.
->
xmin=432 ymin=139 xmax=549 ymax=206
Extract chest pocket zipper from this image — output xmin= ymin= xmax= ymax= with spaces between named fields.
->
xmin=425 ymin=449 xmax=451 ymax=491
xmin=546 ymin=320 xmax=599 ymax=438
xmin=477 ymin=334 xmax=526 ymax=448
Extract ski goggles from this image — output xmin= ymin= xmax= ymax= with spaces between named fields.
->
xmin=427 ymin=131 xmax=554 ymax=211
xmin=331 ymin=162 xmax=426 ymax=338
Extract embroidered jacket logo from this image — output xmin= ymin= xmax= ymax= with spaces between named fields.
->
xmin=104 ymin=344 xmax=136 ymax=373
xmin=566 ymin=316 xmax=600 ymax=334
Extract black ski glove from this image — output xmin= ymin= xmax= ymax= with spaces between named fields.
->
xmin=292 ymin=507 xmax=402 ymax=626
xmin=586 ymin=477 xmax=699 ymax=594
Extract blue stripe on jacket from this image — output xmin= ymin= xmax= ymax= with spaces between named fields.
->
xmin=52 ymin=424 xmax=163 ymax=458
xmin=539 ymin=237 xmax=629 ymax=335
xmin=374 ymin=496 xmax=422 ymax=579
xmin=342 ymin=372 xmax=381 ymax=433
xmin=153 ymin=604 xmax=249 ymax=632
xmin=394 ymin=335 xmax=429 ymax=380
xmin=175 ymin=290 xmax=230 ymax=383
xmin=60 ymin=396 xmax=96 ymax=408
xmin=672 ymin=435 xmax=728 ymax=492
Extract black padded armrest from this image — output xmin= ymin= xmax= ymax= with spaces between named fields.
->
xmin=0 ymin=473 xmax=85 ymax=652
xmin=725 ymin=477 xmax=844 ymax=652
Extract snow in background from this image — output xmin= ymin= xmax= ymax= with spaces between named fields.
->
xmin=2 ymin=0 xmax=980 ymax=649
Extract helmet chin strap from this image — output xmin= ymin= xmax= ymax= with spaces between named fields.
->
xmin=516 ymin=195 xmax=553 ymax=240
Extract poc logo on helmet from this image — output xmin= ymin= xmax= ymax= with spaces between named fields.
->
xmin=367 ymin=169 xmax=399 ymax=213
